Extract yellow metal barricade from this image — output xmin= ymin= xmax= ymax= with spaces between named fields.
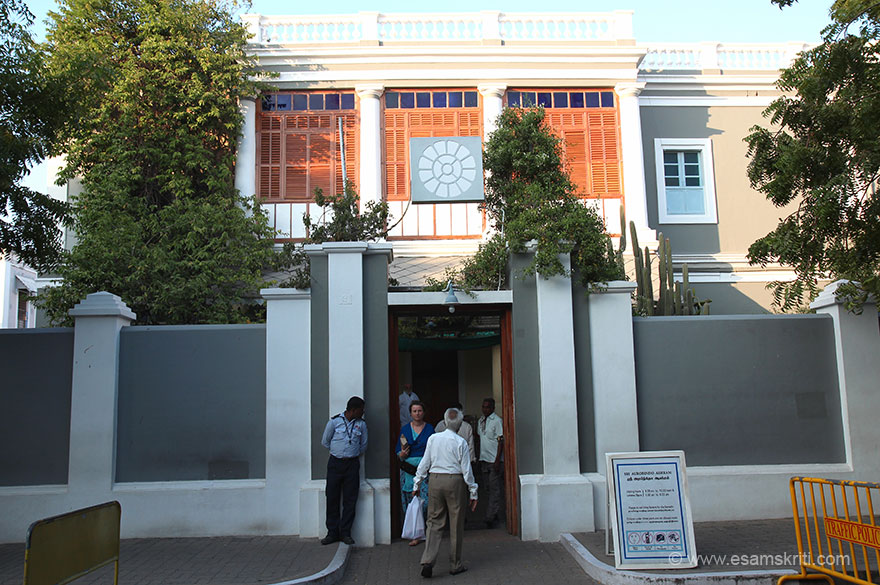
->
xmin=780 ymin=477 xmax=880 ymax=585
xmin=23 ymin=501 xmax=121 ymax=585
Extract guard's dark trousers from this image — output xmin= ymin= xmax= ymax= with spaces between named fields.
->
xmin=326 ymin=456 xmax=360 ymax=538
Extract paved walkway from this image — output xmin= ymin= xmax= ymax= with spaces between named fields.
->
xmin=0 ymin=535 xmax=336 ymax=585
xmin=340 ymin=527 xmax=598 ymax=585
xmin=0 ymin=519 xmax=808 ymax=585
xmin=574 ymin=518 xmax=802 ymax=573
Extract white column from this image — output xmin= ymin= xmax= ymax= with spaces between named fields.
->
xmin=67 ymin=292 xmax=135 ymax=503
xmin=589 ymin=281 xmax=639 ymax=467
xmin=325 ymin=243 xmax=366 ymax=413
xmin=262 ymin=287 xmax=311 ymax=535
xmin=235 ymin=97 xmax=257 ymax=199
xmin=478 ymin=84 xmax=506 ymax=141
xmin=356 ymin=84 xmax=384 ymax=210
xmin=615 ymin=82 xmax=654 ymax=242
xmin=535 ymin=253 xmax=580 ymax=476
xmin=811 ymin=281 xmax=880 ymax=474
xmin=526 ymin=252 xmax=594 ymax=541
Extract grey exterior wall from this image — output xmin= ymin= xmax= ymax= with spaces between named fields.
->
xmin=363 ymin=253 xmax=390 ymax=479
xmin=310 ymin=255 xmax=330 ymax=480
xmin=691 ymin=282 xmax=774 ymax=315
xmin=640 ymin=105 xmax=791 ymax=255
xmin=634 ymin=314 xmax=844 ymax=466
xmin=0 ymin=329 xmax=74 ymax=486
xmin=116 ymin=324 xmax=267 ymax=482
xmin=571 ymin=271 xmax=596 ymax=473
xmin=510 ymin=252 xmax=543 ymax=476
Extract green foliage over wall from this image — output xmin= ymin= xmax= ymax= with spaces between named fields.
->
xmin=38 ymin=0 xmax=287 ymax=325
xmin=444 ymin=107 xmax=622 ymax=291
xmin=281 ymin=185 xmax=390 ymax=289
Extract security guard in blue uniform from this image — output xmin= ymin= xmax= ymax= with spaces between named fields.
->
xmin=321 ymin=396 xmax=368 ymax=545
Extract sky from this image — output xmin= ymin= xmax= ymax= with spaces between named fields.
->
xmin=24 ymin=0 xmax=833 ymax=44
xmin=20 ymin=0 xmax=833 ymax=191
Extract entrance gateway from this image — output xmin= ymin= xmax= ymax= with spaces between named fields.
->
xmin=387 ymin=291 xmax=518 ymax=536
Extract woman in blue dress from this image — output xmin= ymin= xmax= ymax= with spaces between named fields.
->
xmin=396 ymin=400 xmax=434 ymax=545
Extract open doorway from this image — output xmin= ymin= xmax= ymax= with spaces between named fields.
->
xmin=388 ymin=304 xmax=518 ymax=538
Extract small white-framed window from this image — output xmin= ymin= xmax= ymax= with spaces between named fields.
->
xmin=654 ymin=138 xmax=717 ymax=224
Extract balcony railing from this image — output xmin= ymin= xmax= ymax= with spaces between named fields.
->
xmin=242 ymin=11 xmax=634 ymax=45
xmin=640 ymin=42 xmax=812 ymax=71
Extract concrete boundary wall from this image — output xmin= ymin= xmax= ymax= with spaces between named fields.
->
xmin=0 ymin=290 xmax=312 ymax=542
xmin=634 ymin=314 xmax=844 ymax=466
xmin=0 ymin=328 xmax=74 ymax=487
xmin=0 ymin=264 xmax=876 ymax=546
xmin=116 ymin=324 xmax=267 ymax=482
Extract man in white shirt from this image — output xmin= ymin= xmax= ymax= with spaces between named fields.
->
xmin=477 ymin=397 xmax=503 ymax=529
xmin=413 ymin=408 xmax=478 ymax=578
xmin=434 ymin=402 xmax=476 ymax=463
xmin=399 ymin=383 xmax=419 ymax=427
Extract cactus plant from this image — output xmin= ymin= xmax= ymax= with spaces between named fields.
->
xmin=616 ymin=213 xmax=709 ymax=316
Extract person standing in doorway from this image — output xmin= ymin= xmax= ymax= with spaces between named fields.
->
xmin=321 ymin=396 xmax=367 ymax=545
xmin=396 ymin=400 xmax=434 ymax=546
xmin=413 ymin=408 xmax=478 ymax=578
xmin=477 ymin=397 xmax=503 ymax=529
xmin=435 ymin=402 xmax=476 ymax=464
xmin=399 ymin=382 xmax=420 ymax=428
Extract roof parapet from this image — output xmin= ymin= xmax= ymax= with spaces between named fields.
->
xmin=243 ymin=11 xmax=635 ymax=45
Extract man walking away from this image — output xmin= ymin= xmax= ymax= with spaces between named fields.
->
xmin=321 ymin=396 xmax=367 ymax=545
xmin=413 ymin=408 xmax=478 ymax=578
xmin=477 ymin=397 xmax=503 ymax=528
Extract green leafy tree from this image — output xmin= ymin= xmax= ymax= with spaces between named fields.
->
xmin=446 ymin=107 xmax=621 ymax=290
xmin=0 ymin=0 xmax=70 ymax=269
xmin=282 ymin=184 xmax=390 ymax=289
xmin=39 ymin=0 xmax=287 ymax=325
xmin=746 ymin=0 xmax=880 ymax=311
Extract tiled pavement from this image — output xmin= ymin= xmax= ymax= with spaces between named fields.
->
xmin=340 ymin=527 xmax=599 ymax=585
xmin=0 ymin=535 xmax=336 ymax=585
xmin=0 ymin=519 xmax=806 ymax=585
xmin=575 ymin=518 xmax=801 ymax=573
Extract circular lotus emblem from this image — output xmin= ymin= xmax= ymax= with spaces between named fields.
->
xmin=417 ymin=140 xmax=478 ymax=199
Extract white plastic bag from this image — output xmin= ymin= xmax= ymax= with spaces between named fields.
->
xmin=401 ymin=496 xmax=426 ymax=540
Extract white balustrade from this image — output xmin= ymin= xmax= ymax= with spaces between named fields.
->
xmin=256 ymin=14 xmax=362 ymax=44
xmin=641 ymin=43 xmax=812 ymax=71
xmin=378 ymin=14 xmax=483 ymax=42
xmin=244 ymin=11 xmax=634 ymax=45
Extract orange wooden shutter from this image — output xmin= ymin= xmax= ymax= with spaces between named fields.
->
xmin=257 ymin=96 xmax=358 ymax=204
xmin=258 ymin=116 xmax=282 ymax=199
xmin=587 ymin=110 xmax=622 ymax=196
xmin=529 ymin=91 xmax=622 ymax=199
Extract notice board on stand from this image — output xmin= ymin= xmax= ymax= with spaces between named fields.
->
xmin=606 ymin=450 xmax=697 ymax=569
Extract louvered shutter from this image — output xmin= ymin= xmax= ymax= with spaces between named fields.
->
xmin=257 ymin=98 xmax=358 ymax=204
xmin=258 ymin=116 xmax=282 ymax=199
xmin=587 ymin=110 xmax=622 ymax=196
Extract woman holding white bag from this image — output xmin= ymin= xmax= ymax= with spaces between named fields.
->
xmin=396 ymin=401 xmax=434 ymax=545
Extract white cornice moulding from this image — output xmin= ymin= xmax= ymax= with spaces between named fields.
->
xmin=268 ymin=68 xmax=642 ymax=83
xmin=639 ymin=96 xmax=777 ymax=107
xmin=249 ymin=46 xmax=647 ymax=59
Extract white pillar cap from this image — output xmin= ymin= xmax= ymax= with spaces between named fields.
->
xmin=69 ymin=291 xmax=136 ymax=321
